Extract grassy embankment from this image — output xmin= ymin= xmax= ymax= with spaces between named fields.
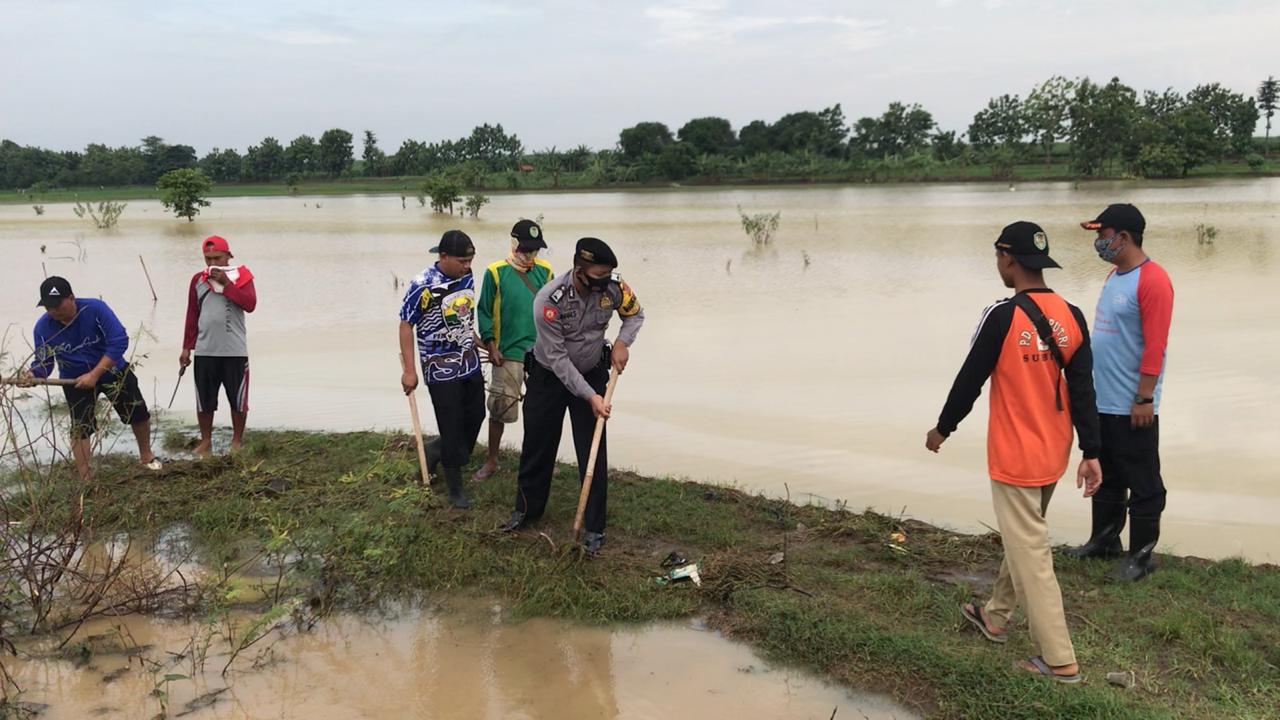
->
xmin=45 ymin=429 xmax=1280 ymax=720
xmin=2 ymin=158 xmax=1278 ymax=205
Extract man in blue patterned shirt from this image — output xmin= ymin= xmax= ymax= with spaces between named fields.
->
xmin=398 ymin=230 xmax=484 ymax=508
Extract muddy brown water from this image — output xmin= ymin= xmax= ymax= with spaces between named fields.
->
xmin=1 ymin=180 xmax=1277 ymax=564
xmin=5 ymin=607 xmax=915 ymax=719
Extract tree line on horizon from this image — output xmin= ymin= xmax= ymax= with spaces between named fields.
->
xmin=2 ymin=75 xmax=1277 ymax=192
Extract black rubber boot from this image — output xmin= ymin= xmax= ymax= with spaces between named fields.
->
xmin=443 ymin=467 xmax=470 ymax=509
xmin=582 ymin=531 xmax=605 ymax=555
xmin=1065 ymin=500 xmax=1127 ymax=559
xmin=499 ymin=510 xmax=527 ymax=533
xmin=424 ymin=438 xmax=443 ymax=483
xmin=1109 ymin=515 xmax=1159 ymax=582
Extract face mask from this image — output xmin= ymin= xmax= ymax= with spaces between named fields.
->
xmin=577 ymin=268 xmax=611 ymax=292
xmin=1094 ymin=233 xmax=1127 ymax=262
xmin=509 ymin=240 xmax=537 ymax=271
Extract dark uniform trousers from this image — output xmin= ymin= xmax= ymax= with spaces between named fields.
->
xmin=1096 ymin=413 xmax=1166 ymax=518
xmin=426 ymin=373 xmax=486 ymax=469
xmin=515 ymin=355 xmax=609 ymax=534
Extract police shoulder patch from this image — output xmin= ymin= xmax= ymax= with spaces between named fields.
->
xmin=549 ymin=287 xmax=565 ymax=304
xmin=618 ymin=280 xmax=641 ymax=317
xmin=543 ymin=305 xmax=558 ymax=322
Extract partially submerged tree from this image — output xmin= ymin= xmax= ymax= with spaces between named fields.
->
xmin=463 ymin=193 xmax=490 ymax=218
xmin=421 ymin=176 xmax=463 ymax=214
xmin=157 ymin=168 xmax=213 ymax=222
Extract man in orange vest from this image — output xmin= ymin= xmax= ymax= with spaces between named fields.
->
xmin=926 ymin=221 xmax=1102 ymax=683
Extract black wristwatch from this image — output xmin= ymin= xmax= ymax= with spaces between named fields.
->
xmin=1133 ymin=395 xmax=1154 ymax=405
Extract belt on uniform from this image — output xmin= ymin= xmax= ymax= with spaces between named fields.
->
xmin=525 ymin=343 xmax=610 ymax=375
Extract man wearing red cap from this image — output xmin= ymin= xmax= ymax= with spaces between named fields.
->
xmin=180 ymin=235 xmax=257 ymax=455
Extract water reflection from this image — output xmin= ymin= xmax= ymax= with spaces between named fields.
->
xmin=5 ymin=608 xmax=913 ymax=719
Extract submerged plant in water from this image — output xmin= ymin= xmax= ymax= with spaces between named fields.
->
xmin=72 ymin=199 xmax=126 ymax=229
xmin=738 ymin=206 xmax=781 ymax=247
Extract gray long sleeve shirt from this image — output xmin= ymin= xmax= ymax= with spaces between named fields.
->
xmin=531 ymin=272 xmax=645 ymax=400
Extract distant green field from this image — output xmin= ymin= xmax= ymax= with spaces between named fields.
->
xmin=3 ymin=159 xmax=1276 ymax=206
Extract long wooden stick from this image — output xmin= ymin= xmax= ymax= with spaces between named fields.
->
xmin=573 ymin=368 xmax=619 ymax=536
xmin=1 ymin=377 xmax=77 ymax=386
xmin=139 ymin=254 xmax=158 ymax=302
xmin=399 ymin=354 xmax=431 ymax=489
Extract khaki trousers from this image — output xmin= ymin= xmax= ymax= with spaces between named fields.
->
xmin=983 ymin=480 xmax=1076 ymax=667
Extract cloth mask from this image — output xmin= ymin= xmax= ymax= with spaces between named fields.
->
xmin=1094 ymin=233 xmax=1127 ymax=263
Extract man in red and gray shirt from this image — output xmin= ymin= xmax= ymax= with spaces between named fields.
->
xmin=1068 ymin=204 xmax=1174 ymax=582
xmin=180 ymin=235 xmax=257 ymax=455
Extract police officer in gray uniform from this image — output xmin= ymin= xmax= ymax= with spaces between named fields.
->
xmin=500 ymin=237 xmax=645 ymax=553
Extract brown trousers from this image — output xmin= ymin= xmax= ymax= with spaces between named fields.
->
xmin=983 ymin=480 xmax=1076 ymax=666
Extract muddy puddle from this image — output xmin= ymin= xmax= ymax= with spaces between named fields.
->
xmin=4 ymin=607 xmax=917 ymax=719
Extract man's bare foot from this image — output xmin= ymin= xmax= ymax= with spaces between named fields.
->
xmin=230 ymin=438 xmax=243 ymax=453
xmin=193 ymin=440 xmax=212 ymax=457
xmin=961 ymin=601 xmax=1007 ymax=643
xmin=473 ymin=460 xmax=498 ymax=481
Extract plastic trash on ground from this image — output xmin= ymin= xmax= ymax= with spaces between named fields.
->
xmin=654 ymin=563 xmax=702 ymax=587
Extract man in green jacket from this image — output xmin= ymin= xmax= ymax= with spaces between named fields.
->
xmin=474 ymin=219 xmax=553 ymax=480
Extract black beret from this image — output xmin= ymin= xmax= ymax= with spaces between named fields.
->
xmin=574 ymin=237 xmax=618 ymax=268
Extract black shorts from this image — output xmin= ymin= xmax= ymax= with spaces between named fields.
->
xmin=194 ymin=356 xmax=250 ymax=413
xmin=63 ymin=365 xmax=150 ymax=439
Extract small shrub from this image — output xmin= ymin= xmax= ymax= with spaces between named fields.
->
xmin=72 ymin=199 xmax=126 ymax=229
xmin=1246 ymin=153 xmax=1266 ymax=171
xmin=738 ymin=205 xmax=781 ymax=246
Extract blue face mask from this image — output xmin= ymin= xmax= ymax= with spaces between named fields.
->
xmin=1094 ymin=233 xmax=1127 ymax=262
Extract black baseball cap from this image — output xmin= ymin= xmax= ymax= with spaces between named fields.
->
xmin=429 ymin=229 xmax=475 ymax=256
xmin=575 ymin=237 xmax=618 ymax=268
xmin=37 ymin=276 xmax=73 ymax=308
xmin=994 ymin=221 xmax=1061 ymax=270
xmin=511 ymin=220 xmax=547 ymax=251
xmin=1081 ymin=203 xmax=1145 ymax=235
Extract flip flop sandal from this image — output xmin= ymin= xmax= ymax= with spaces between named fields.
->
xmin=960 ymin=600 xmax=1008 ymax=644
xmin=1016 ymin=656 xmax=1082 ymax=684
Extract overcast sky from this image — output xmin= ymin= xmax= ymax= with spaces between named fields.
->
xmin=2 ymin=0 xmax=1276 ymax=155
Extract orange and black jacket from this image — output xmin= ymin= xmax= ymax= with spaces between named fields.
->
xmin=936 ymin=289 xmax=1102 ymax=487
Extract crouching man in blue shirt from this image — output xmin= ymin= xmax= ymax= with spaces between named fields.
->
xmin=20 ymin=277 xmax=160 ymax=481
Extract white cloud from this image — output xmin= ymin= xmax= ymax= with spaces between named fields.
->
xmin=643 ymin=1 xmax=886 ymax=47
xmin=260 ymin=30 xmax=355 ymax=46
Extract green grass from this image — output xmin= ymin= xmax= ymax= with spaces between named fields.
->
xmin=4 ymin=158 xmax=1278 ymax=205
xmin=22 ymin=429 xmax=1280 ymax=719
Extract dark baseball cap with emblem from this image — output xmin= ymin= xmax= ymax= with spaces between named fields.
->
xmin=511 ymin=220 xmax=547 ymax=251
xmin=37 ymin=276 xmax=74 ymax=308
xmin=994 ymin=221 xmax=1061 ymax=270
xmin=575 ymin=237 xmax=618 ymax=268
xmin=1081 ymin=203 xmax=1145 ymax=235
xmin=429 ymin=229 xmax=475 ymax=256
